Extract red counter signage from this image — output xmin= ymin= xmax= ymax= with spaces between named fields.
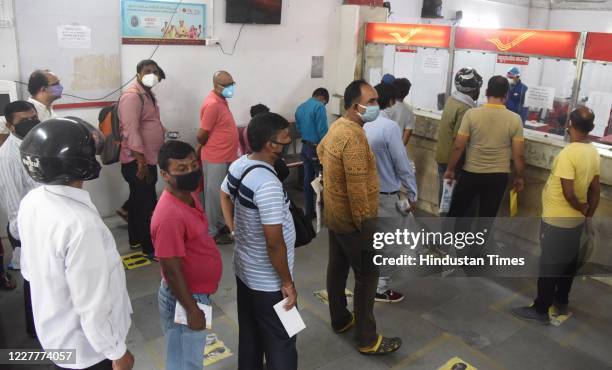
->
xmin=455 ymin=27 xmax=580 ymax=58
xmin=584 ymin=32 xmax=612 ymax=62
xmin=365 ymin=23 xmax=451 ymax=48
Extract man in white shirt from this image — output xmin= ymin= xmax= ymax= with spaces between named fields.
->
xmin=0 ymin=101 xmax=40 ymax=332
xmin=18 ymin=117 xmax=134 ymax=370
xmin=26 ymin=69 xmax=62 ymax=121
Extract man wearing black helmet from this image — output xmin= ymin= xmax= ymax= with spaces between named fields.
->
xmin=18 ymin=118 xmax=134 ymax=370
xmin=435 ymin=68 xmax=483 ymax=208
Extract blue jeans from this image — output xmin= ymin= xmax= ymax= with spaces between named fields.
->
xmin=158 ymin=280 xmax=211 ymax=370
xmin=301 ymin=143 xmax=319 ymax=217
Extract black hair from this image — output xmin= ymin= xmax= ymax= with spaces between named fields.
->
xmin=247 ymin=112 xmax=289 ymax=152
xmin=28 ymin=70 xmax=50 ymax=96
xmin=343 ymin=80 xmax=370 ymax=110
xmin=374 ymin=83 xmax=395 ymax=110
xmin=3 ymin=100 xmax=36 ymax=124
xmin=393 ymin=78 xmax=411 ymax=100
xmin=312 ymin=88 xmax=330 ymax=102
xmin=570 ymin=107 xmax=595 ymax=133
xmin=157 ymin=140 xmax=196 ymax=171
xmin=250 ymin=103 xmax=270 ymax=118
xmin=486 ymin=76 xmax=509 ymax=99
xmin=136 ymin=59 xmax=166 ymax=80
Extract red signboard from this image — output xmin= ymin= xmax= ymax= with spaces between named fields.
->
xmin=365 ymin=23 xmax=451 ymax=48
xmin=497 ymin=54 xmax=529 ymax=65
xmin=584 ymin=32 xmax=612 ymax=62
xmin=455 ymin=27 xmax=580 ymax=58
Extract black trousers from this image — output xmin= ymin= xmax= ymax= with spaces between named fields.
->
xmin=236 ymin=276 xmax=297 ymax=370
xmin=6 ymin=225 xmax=36 ymax=337
xmin=448 ymin=171 xmax=508 ymax=255
xmin=534 ymin=221 xmax=583 ymax=314
xmin=121 ymin=161 xmax=157 ymax=254
xmin=56 ymin=359 xmax=112 ymax=370
xmin=327 ymin=229 xmax=379 ymax=348
xmin=448 ymin=170 xmax=508 ymax=218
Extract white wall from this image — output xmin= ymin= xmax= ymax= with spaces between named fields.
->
xmin=0 ymin=0 xmax=343 ymax=218
xmin=388 ymin=0 xmax=530 ymax=28
xmin=548 ymin=9 xmax=612 ymax=32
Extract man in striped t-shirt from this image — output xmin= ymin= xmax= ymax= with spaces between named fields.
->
xmin=220 ymin=112 xmax=297 ymax=370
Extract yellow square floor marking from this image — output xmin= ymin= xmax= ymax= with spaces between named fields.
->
xmin=204 ymin=333 xmax=233 ymax=366
xmin=121 ymin=252 xmax=152 ymax=270
xmin=438 ymin=356 xmax=477 ymax=370
xmin=313 ymin=289 xmax=353 ymax=305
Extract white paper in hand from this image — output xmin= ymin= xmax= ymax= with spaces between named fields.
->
xmin=174 ymin=301 xmax=212 ymax=330
xmin=273 ymin=298 xmax=306 ymax=338
xmin=439 ymin=180 xmax=456 ymax=214
xmin=311 ymin=175 xmax=323 ymax=233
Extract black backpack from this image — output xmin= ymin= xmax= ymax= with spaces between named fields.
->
xmin=234 ymin=164 xmax=316 ymax=248
xmin=98 ymin=89 xmax=144 ymax=165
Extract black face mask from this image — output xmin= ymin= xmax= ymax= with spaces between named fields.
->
xmin=172 ymin=169 xmax=202 ymax=192
xmin=274 ymin=158 xmax=289 ymax=183
xmin=14 ymin=118 xmax=41 ymax=139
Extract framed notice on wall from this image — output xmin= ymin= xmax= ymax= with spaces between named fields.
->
xmin=121 ymin=0 xmax=208 ymax=45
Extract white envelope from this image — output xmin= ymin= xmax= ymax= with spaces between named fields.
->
xmin=174 ymin=301 xmax=212 ymax=330
xmin=273 ymin=298 xmax=306 ymax=338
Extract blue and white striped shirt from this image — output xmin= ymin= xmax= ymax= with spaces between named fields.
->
xmin=221 ymin=155 xmax=296 ymax=292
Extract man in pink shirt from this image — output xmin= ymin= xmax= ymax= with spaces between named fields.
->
xmin=119 ymin=59 xmax=166 ymax=259
xmin=152 ymin=140 xmax=222 ymax=370
xmin=197 ymin=70 xmax=239 ymax=245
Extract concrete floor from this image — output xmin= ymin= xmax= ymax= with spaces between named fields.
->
xmin=2 ymin=211 xmax=612 ymax=370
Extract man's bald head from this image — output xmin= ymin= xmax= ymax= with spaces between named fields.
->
xmin=569 ymin=106 xmax=595 ymax=134
xmin=213 ymin=71 xmax=233 ymax=87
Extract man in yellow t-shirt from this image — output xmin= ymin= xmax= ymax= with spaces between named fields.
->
xmin=513 ymin=107 xmax=600 ymax=325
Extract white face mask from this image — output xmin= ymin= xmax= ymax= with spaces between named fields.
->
xmin=141 ymin=73 xmax=159 ymax=88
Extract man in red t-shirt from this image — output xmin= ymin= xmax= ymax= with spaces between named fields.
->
xmin=197 ymin=70 xmax=239 ymax=245
xmin=152 ymin=141 xmax=223 ymax=370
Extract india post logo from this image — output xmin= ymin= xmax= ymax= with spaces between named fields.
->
xmin=486 ymin=32 xmax=536 ymax=52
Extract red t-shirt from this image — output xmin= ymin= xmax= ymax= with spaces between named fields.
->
xmin=152 ymin=191 xmax=222 ymax=294
xmin=199 ymin=91 xmax=239 ymax=163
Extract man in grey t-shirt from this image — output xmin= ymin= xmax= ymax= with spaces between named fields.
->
xmin=220 ymin=112 xmax=298 ymax=370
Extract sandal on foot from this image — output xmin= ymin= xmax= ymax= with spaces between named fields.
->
xmin=1 ymin=272 xmax=17 ymax=290
xmin=358 ymin=335 xmax=402 ymax=355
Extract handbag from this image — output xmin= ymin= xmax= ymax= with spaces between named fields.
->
xmin=235 ymin=164 xmax=315 ymax=248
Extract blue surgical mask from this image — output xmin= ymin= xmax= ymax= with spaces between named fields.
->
xmin=358 ymin=104 xmax=380 ymax=123
xmin=222 ymin=84 xmax=235 ymax=99
xmin=49 ymin=84 xmax=63 ymax=98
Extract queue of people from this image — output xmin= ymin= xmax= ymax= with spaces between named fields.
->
xmin=0 ymin=59 xmax=602 ymax=370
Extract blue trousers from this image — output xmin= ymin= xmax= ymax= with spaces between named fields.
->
xmin=159 ymin=280 xmax=211 ymax=370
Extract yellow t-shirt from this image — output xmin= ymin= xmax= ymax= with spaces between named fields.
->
xmin=457 ymin=104 xmax=524 ymax=173
xmin=542 ymin=142 xmax=600 ymax=228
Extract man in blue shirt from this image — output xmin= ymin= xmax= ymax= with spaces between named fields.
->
xmin=364 ymin=83 xmax=418 ymax=303
xmin=295 ymin=88 xmax=329 ymax=219
xmin=506 ymin=67 xmax=529 ymax=123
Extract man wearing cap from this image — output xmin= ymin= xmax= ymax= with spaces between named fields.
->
xmin=506 ymin=67 xmax=529 ymax=123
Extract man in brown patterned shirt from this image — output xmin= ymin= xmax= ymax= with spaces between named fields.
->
xmin=317 ymin=80 xmax=402 ymax=355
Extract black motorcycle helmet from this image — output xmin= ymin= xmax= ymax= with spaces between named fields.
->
xmin=19 ymin=117 xmax=104 ymax=185
xmin=455 ymin=67 xmax=483 ymax=93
